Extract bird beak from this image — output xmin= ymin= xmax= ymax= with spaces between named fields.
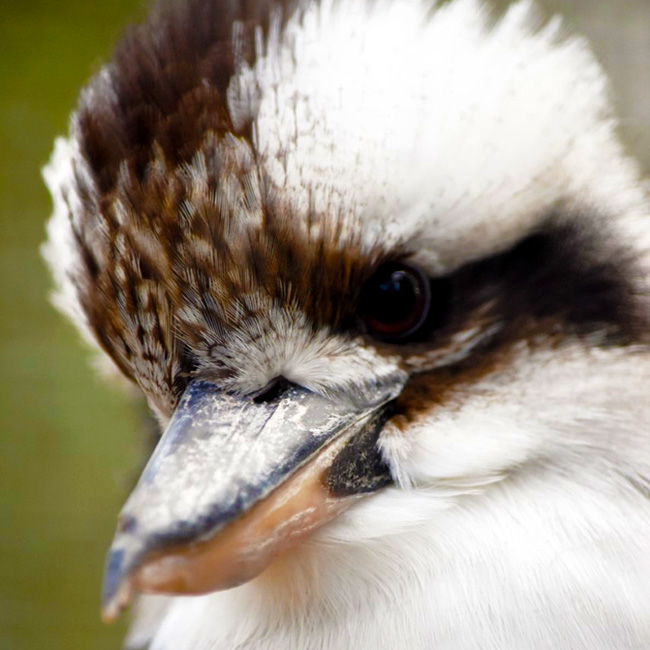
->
xmin=101 ymin=376 xmax=404 ymax=621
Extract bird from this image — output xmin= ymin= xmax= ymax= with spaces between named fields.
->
xmin=42 ymin=0 xmax=650 ymax=647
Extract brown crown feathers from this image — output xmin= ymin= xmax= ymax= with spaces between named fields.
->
xmin=64 ymin=0 xmax=648 ymax=421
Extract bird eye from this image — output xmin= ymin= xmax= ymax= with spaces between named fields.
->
xmin=359 ymin=262 xmax=431 ymax=341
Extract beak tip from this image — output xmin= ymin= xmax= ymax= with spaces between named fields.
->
xmin=101 ymin=547 xmax=134 ymax=623
xmin=101 ymin=583 xmax=132 ymax=624
xmin=101 ymin=577 xmax=133 ymax=624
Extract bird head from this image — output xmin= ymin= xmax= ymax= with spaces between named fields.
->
xmin=43 ymin=0 xmax=650 ymax=630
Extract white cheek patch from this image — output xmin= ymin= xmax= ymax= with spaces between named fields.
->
xmin=232 ymin=0 xmax=649 ymax=273
xmin=380 ymin=342 xmax=650 ymax=490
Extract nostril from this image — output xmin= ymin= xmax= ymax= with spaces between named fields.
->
xmin=117 ymin=515 xmax=138 ymax=534
xmin=252 ymin=376 xmax=291 ymax=403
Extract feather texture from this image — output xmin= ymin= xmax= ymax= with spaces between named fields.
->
xmin=42 ymin=0 xmax=650 ymax=647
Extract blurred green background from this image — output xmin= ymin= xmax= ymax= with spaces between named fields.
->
xmin=0 ymin=1 xmax=147 ymax=648
xmin=0 ymin=0 xmax=648 ymax=648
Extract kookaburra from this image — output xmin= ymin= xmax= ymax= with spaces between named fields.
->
xmin=43 ymin=0 xmax=650 ymax=647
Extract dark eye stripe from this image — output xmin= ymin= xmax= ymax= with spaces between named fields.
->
xmin=357 ymin=221 xmax=646 ymax=352
xmin=448 ymin=224 xmax=644 ymax=344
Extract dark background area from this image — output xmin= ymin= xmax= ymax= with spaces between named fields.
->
xmin=0 ymin=0 xmax=648 ymax=648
